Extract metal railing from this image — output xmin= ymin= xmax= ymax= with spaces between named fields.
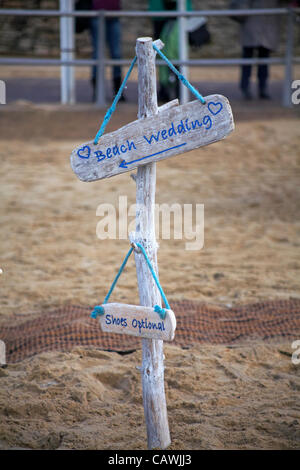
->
xmin=0 ymin=6 xmax=299 ymax=107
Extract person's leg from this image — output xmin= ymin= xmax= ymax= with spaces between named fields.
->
xmin=153 ymin=19 xmax=168 ymax=97
xmin=258 ymin=46 xmax=270 ymax=99
xmin=153 ymin=19 xmax=168 ymax=40
xmin=106 ymin=18 xmax=123 ymax=98
xmin=240 ymin=46 xmax=254 ymax=99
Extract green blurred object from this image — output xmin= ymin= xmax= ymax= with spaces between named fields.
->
xmin=159 ymin=20 xmax=180 ymax=92
xmin=149 ymin=0 xmax=193 ymax=39
xmin=158 ymin=10 xmax=210 ymax=102
xmin=148 ymin=0 xmax=192 ymax=13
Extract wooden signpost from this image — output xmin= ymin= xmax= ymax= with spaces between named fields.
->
xmin=71 ymin=94 xmax=234 ymax=182
xmin=99 ymin=303 xmax=176 ymax=341
xmin=70 ymin=37 xmax=234 ymax=450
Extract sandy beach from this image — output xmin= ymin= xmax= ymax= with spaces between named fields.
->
xmin=0 ymin=95 xmax=299 ymax=449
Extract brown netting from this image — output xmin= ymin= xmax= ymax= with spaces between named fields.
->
xmin=1 ymin=299 xmax=300 ymax=363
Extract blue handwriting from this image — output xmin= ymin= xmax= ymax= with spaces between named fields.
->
xmin=105 ymin=314 xmax=165 ymax=334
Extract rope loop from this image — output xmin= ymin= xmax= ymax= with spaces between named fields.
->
xmin=93 ymin=42 xmax=206 ymax=145
xmin=152 ymin=43 xmax=206 ymax=104
xmin=91 ymin=242 xmax=171 ymax=319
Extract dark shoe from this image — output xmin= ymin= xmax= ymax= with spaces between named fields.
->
xmin=259 ymin=92 xmax=271 ymax=100
xmin=158 ymin=85 xmax=170 ymax=103
xmin=242 ymin=89 xmax=253 ymax=100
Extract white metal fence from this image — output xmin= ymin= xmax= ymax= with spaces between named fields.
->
xmin=0 ymin=4 xmax=299 ymax=107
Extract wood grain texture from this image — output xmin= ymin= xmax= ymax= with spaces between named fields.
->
xmin=70 ymin=94 xmax=234 ymax=182
xmin=99 ymin=303 xmax=176 ymax=341
xmin=134 ymin=37 xmax=171 ymax=450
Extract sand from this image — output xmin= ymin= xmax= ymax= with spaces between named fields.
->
xmin=0 ymin=343 xmax=299 ymax=450
xmin=0 ymin=98 xmax=299 ymax=449
xmin=0 ymin=105 xmax=299 ymax=315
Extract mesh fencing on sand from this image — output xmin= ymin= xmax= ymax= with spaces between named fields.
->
xmin=1 ymin=299 xmax=300 ymax=363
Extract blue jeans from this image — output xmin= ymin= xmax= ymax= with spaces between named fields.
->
xmin=90 ymin=17 xmax=122 ymax=82
xmin=240 ymin=46 xmax=270 ymax=94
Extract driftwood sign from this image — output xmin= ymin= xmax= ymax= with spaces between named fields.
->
xmin=98 ymin=303 xmax=176 ymax=341
xmin=70 ymin=94 xmax=234 ymax=182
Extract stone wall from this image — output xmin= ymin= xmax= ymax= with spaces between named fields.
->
xmin=0 ymin=0 xmax=297 ymax=60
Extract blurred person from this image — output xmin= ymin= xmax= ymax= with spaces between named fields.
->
xmin=149 ymin=0 xmax=170 ymax=39
xmin=149 ymin=0 xmax=192 ymax=39
xmin=158 ymin=0 xmax=180 ymax=102
xmin=149 ymin=0 xmax=192 ymax=102
xmin=90 ymin=0 xmax=124 ymax=101
xmin=157 ymin=0 xmax=209 ymax=102
xmin=230 ymin=0 xmax=281 ymax=100
xmin=75 ymin=0 xmax=92 ymax=34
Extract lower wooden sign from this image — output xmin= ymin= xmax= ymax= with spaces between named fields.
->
xmin=70 ymin=94 xmax=234 ymax=182
xmin=98 ymin=303 xmax=176 ymax=341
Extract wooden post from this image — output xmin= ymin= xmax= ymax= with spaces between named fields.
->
xmin=132 ymin=37 xmax=171 ymax=450
xmin=70 ymin=33 xmax=234 ymax=451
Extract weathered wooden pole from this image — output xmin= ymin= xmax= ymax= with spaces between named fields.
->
xmin=70 ymin=31 xmax=234 ymax=451
xmin=132 ymin=37 xmax=171 ymax=450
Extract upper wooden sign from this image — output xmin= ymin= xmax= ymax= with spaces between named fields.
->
xmin=70 ymin=94 xmax=234 ymax=182
xmin=98 ymin=303 xmax=176 ymax=341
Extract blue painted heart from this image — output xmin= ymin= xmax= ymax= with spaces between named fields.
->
xmin=207 ymin=101 xmax=223 ymax=116
xmin=77 ymin=145 xmax=91 ymax=159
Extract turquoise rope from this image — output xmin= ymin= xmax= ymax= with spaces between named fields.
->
xmin=94 ymin=55 xmax=137 ymax=145
xmin=152 ymin=43 xmax=206 ymax=104
xmin=135 ymin=243 xmax=170 ymax=312
xmin=91 ymin=243 xmax=170 ymax=320
xmin=93 ymin=43 xmax=206 ymax=145
xmin=103 ymin=246 xmax=134 ymax=304
xmin=91 ymin=246 xmax=133 ymax=319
